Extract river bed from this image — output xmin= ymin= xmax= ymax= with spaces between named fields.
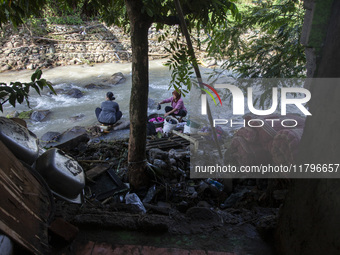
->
xmin=0 ymin=59 xmax=235 ymax=138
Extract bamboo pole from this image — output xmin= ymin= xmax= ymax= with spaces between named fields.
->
xmin=173 ymin=0 xmax=222 ymax=157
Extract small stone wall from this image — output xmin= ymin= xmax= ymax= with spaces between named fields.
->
xmin=0 ymin=22 xmax=172 ymax=72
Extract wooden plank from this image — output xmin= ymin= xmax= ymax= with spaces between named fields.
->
xmin=146 ymin=136 xmax=189 ymax=145
xmin=147 ymin=138 xmax=172 ymax=145
xmin=0 ymin=140 xmax=51 ymax=255
xmin=147 ymin=140 xmax=186 ymax=147
xmin=147 ymin=144 xmax=186 ymax=150
xmin=146 ymin=134 xmax=199 ymax=150
xmin=172 ymin=130 xmax=199 ymax=152
xmin=146 ymin=140 xmax=190 ymax=149
xmin=85 ymin=163 xmax=111 ymax=179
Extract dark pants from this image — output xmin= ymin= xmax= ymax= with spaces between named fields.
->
xmin=165 ymin=106 xmax=187 ymax=117
xmin=95 ymin=107 xmax=122 ymax=124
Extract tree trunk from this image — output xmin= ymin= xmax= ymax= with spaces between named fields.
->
xmin=125 ymin=0 xmax=152 ymax=189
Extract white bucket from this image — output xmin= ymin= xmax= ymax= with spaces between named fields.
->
xmin=163 ymin=116 xmax=178 ymax=133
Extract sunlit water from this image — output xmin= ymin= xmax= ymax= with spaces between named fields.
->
xmin=0 ymin=60 xmax=234 ymax=138
xmin=0 ymin=59 xmax=306 ymax=139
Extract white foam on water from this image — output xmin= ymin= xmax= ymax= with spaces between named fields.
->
xmin=0 ymin=60 xmax=230 ymax=138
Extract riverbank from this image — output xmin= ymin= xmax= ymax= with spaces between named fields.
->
xmin=0 ymin=21 xmax=212 ymax=72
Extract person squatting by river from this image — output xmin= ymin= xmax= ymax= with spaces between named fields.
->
xmin=158 ymin=89 xmax=187 ymax=122
xmin=95 ymin=92 xmax=122 ymax=125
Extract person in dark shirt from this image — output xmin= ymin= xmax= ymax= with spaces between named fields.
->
xmin=95 ymin=92 xmax=122 ymax=125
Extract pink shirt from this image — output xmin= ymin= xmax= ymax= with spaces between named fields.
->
xmin=163 ymin=97 xmax=187 ymax=114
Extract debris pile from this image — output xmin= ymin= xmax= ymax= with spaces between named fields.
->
xmin=0 ymin=117 xmax=284 ymax=254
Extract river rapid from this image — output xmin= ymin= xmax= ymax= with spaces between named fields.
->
xmin=0 ymin=59 xmax=236 ymax=138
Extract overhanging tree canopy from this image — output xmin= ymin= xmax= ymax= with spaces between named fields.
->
xmin=118 ymin=0 xmax=240 ymax=189
xmin=1 ymin=0 xmax=239 ymax=189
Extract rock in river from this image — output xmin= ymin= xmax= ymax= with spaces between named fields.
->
xmin=30 ymin=110 xmax=51 ymax=122
xmin=104 ymin=72 xmax=126 ymax=85
xmin=84 ymin=83 xmax=111 ymax=89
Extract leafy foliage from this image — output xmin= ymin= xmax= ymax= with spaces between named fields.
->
xmin=161 ymin=0 xmax=306 ymax=109
xmin=0 ymin=69 xmax=56 ymax=112
xmin=200 ymin=0 xmax=307 ymax=109
xmin=159 ymin=0 xmax=240 ymax=90
xmin=42 ymin=0 xmax=96 ymax=24
xmin=164 ymin=0 xmax=305 ymax=99
xmin=209 ymin=0 xmax=306 ymax=78
xmin=164 ymin=40 xmax=195 ymax=95
xmin=1 ymin=0 xmax=99 ymax=29
xmin=22 ymin=16 xmax=49 ymax=36
xmin=45 ymin=15 xmax=84 ymax=25
xmin=88 ymin=0 xmax=128 ymax=28
xmin=0 ymin=0 xmax=46 ymax=27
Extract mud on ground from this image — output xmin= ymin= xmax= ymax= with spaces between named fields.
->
xmin=49 ymin=137 xmax=285 ymax=254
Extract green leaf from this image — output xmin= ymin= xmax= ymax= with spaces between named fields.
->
xmin=36 ymin=68 xmax=42 ymax=80
xmin=9 ymin=93 xmax=16 ymax=107
xmin=31 ymin=84 xmax=41 ymax=95
xmin=46 ymin=81 xmax=56 ymax=95
xmin=0 ymin=91 xmax=8 ymax=98
xmin=36 ymin=79 xmax=47 ymax=90
xmin=145 ymin=7 xmax=153 ymax=17
xmin=31 ymin=71 xmax=37 ymax=82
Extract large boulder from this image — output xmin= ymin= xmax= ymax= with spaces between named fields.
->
xmin=104 ymin=72 xmax=126 ymax=85
xmin=84 ymin=83 xmax=111 ymax=89
xmin=30 ymin=110 xmax=51 ymax=122
xmin=66 ymin=88 xmax=84 ymax=98
xmin=40 ymin=126 xmax=89 ymax=152
xmin=48 ymin=88 xmax=84 ymax=98
xmin=40 ymin=131 xmax=61 ymax=148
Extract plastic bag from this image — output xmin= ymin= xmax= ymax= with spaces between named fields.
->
xmin=125 ymin=192 xmax=146 ymax=213
xmin=142 ymin=184 xmax=157 ymax=203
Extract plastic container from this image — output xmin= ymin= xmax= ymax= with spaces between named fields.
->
xmin=163 ymin=116 xmax=179 ymax=133
xmin=0 ymin=117 xmax=39 ymax=165
xmin=206 ymin=178 xmax=224 ymax=191
xmin=35 ymin=148 xmax=85 ymax=203
xmin=148 ymin=113 xmax=164 ymax=128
